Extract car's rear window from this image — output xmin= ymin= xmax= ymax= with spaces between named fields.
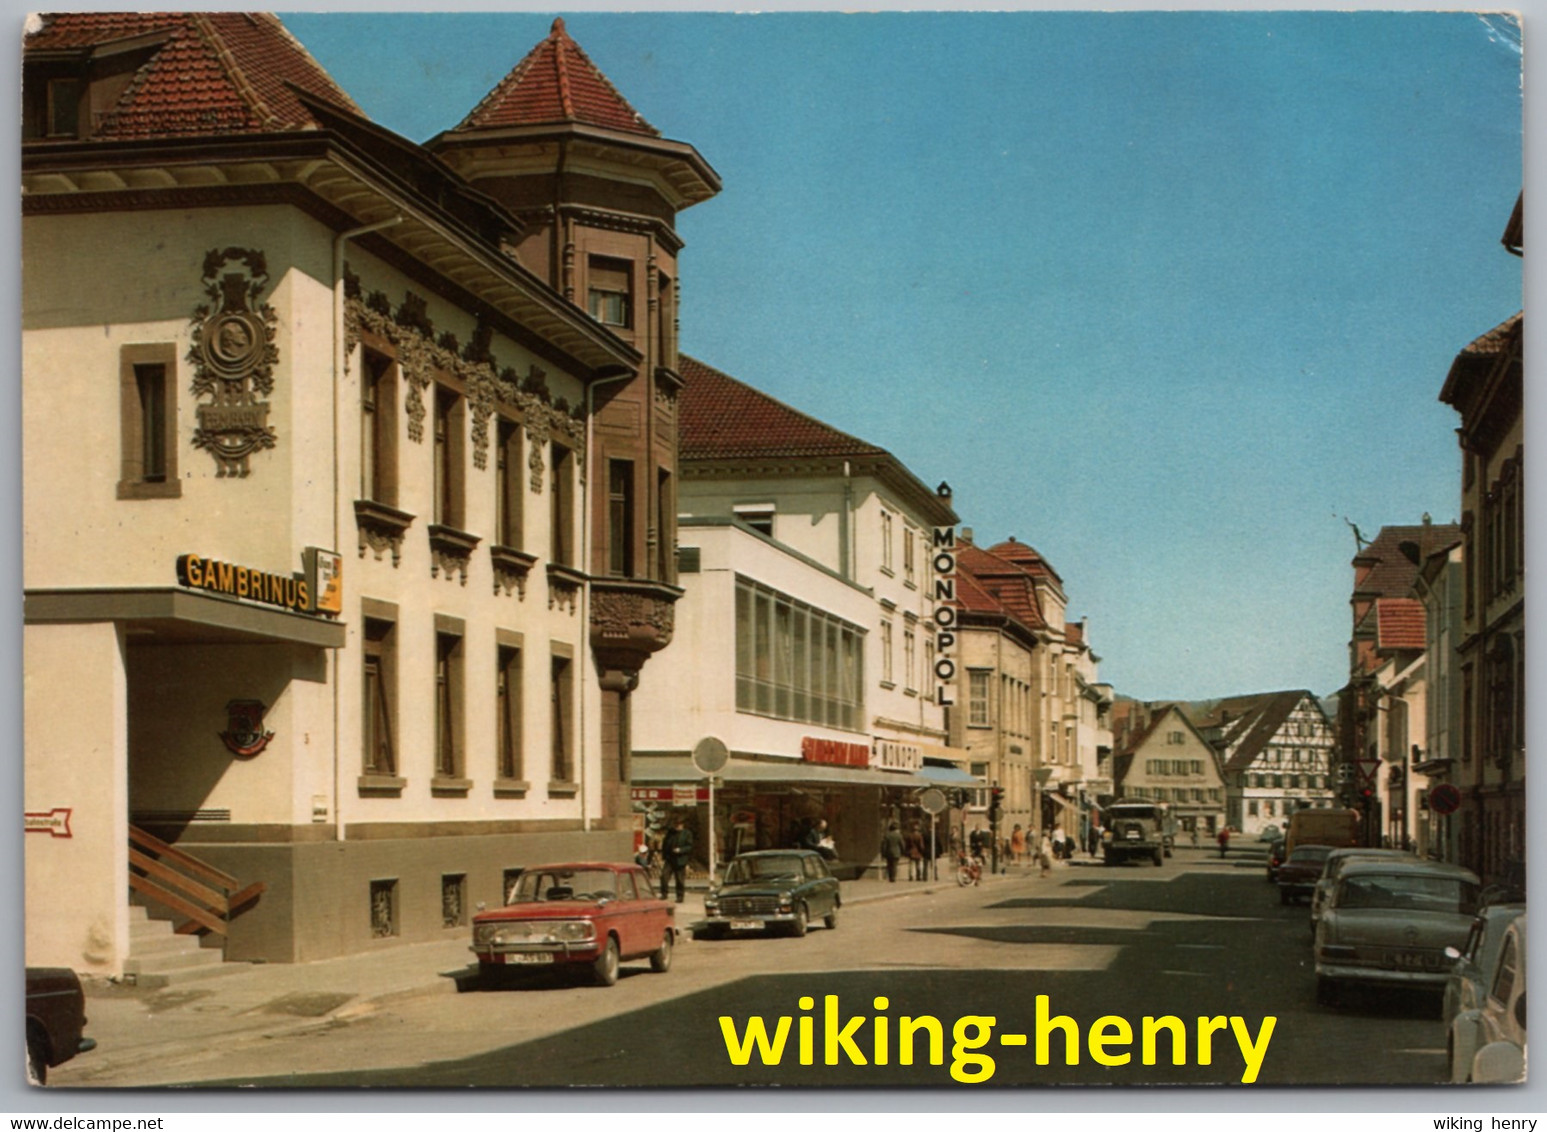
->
xmin=1338 ymin=873 xmax=1480 ymax=915
xmin=1289 ymin=845 xmax=1333 ymax=863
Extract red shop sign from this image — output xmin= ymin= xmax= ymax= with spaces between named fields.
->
xmin=801 ymin=737 xmax=870 ymax=768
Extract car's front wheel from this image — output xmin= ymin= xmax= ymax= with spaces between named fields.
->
xmin=649 ymin=930 xmax=673 ymax=973
xmin=790 ymin=903 xmax=808 ymax=938
xmin=592 ymin=936 xmax=620 ymax=986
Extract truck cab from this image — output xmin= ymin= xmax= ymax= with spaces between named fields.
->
xmin=1101 ymin=801 xmax=1167 ymax=867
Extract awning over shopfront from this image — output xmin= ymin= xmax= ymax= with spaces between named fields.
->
xmin=1046 ymin=792 xmax=1083 ymax=817
xmin=25 ymin=588 xmax=346 ymax=648
xmin=632 ymin=755 xmax=934 ymax=790
xmin=917 ymin=763 xmax=982 ymax=786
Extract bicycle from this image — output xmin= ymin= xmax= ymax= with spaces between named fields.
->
xmin=956 ymin=853 xmax=983 ymax=887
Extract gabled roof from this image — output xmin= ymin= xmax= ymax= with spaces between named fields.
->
xmin=1353 ymin=522 xmax=1464 ymax=600
xmin=986 ymin=538 xmax=1064 ymax=587
xmin=451 ymin=17 xmax=658 ymax=137
xmin=1112 ymin=704 xmax=1224 ymax=788
xmin=1192 ymin=689 xmax=1320 ymax=774
xmin=1374 ymin=598 xmax=1426 ymax=651
xmin=678 ymin=356 xmax=887 ymax=462
xmin=957 ymin=543 xmax=1048 ymax=632
xmin=25 ymin=13 xmax=362 ymax=139
xmin=1441 ymin=312 xmax=1523 ymax=406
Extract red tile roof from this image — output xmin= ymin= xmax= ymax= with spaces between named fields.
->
xmin=25 ymin=13 xmax=361 ymax=139
xmin=452 ymin=17 xmax=658 ymax=137
xmin=986 ymin=538 xmax=1064 ymax=586
xmin=1353 ymin=522 xmax=1463 ymax=600
xmin=678 ymin=355 xmax=888 ymax=462
xmin=1064 ymin=622 xmax=1084 ymax=646
xmin=957 ymin=543 xmax=1048 ymax=632
xmin=1375 ymin=598 xmax=1426 ymax=651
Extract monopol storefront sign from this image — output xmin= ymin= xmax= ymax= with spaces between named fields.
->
xmin=932 ymin=526 xmax=957 ymax=706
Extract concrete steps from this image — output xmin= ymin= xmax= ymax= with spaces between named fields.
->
xmin=124 ymin=906 xmax=249 ymax=988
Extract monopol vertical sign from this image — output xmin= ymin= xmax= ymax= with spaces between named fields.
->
xmin=932 ymin=526 xmax=957 ymax=705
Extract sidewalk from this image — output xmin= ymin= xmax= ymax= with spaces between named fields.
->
xmin=67 ymin=859 xmax=1042 ymax=1079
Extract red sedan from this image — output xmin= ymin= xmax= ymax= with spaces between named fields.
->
xmin=470 ymin=862 xmax=675 ymax=987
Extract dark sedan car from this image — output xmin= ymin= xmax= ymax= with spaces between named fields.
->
xmin=698 ymin=850 xmax=840 ymax=939
xmin=25 ymin=967 xmax=95 ymax=1085
xmin=1276 ymin=843 xmax=1333 ymax=904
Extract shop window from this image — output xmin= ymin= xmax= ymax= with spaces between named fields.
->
xmin=587 ymin=257 xmax=632 ymax=328
xmin=118 ymin=344 xmax=179 ymax=499
xmin=361 ymin=613 xmax=398 ymax=782
xmin=733 ymin=576 xmax=864 ymax=730
xmin=608 ymin=459 xmax=635 ymax=576
xmin=370 ymin=879 xmax=398 ymax=938
xmin=361 ymin=349 xmax=398 ymax=506
xmin=441 ymin=874 xmax=467 ymax=929
xmin=495 ymin=417 xmax=522 ymax=549
xmin=551 ymin=653 xmax=574 ymax=783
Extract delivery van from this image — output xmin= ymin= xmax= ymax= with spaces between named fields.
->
xmin=1285 ymin=807 xmax=1359 ymax=855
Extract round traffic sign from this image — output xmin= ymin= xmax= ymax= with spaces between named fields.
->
xmin=919 ymin=787 xmax=948 ymax=815
xmin=691 ymin=736 xmax=729 ymax=775
xmin=1428 ymin=783 xmax=1462 ymax=816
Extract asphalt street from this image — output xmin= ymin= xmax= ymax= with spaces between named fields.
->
xmin=101 ymin=849 xmax=1452 ymax=1090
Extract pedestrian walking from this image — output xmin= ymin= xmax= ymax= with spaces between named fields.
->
xmin=1190 ymin=825 xmax=1201 ymax=848
xmin=1217 ymin=827 xmax=1230 ymax=859
xmin=1010 ymin=823 xmax=1025 ymax=865
xmin=905 ymin=822 xmax=927 ymax=881
xmin=660 ymin=816 xmax=694 ymax=903
xmin=880 ymin=821 xmax=905 ymax=882
xmin=1038 ymin=832 xmax=1055 ymax=877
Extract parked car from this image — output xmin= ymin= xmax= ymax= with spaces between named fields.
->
xmin=1276 ymin=843 xmax=1334 ymax=904
xmin=1444 ymin=900 xmax=1527 ymax=1032
xmin=1101 ymin=801 xmax=1167 ymax=867
xmin=25 ymin=967 xmax=96 ymax=1085
xmin=1258 ymin=826 xmax=1285 ymax=843
xmin=1309 ymin=848 xmax=1418 ymax=934
xmin=1449 ymin=913 xmax=1527 ymax=1083
xmin=1314 ymin=859 xmax=1481 ymax=1006
xmin=469 ymin=862 xmax=674 ymax=987
xmin=698 ymin=849 xmax=840 ymax=938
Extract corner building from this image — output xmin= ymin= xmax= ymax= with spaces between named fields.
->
xmin=22 ymin=15 xmax=717 ymax=972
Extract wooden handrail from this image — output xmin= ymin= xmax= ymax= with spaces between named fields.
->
xmin=129 ymin=825 xmax=239 ymax=889
xmin=127 ymin=824 xmax=264 ymax=941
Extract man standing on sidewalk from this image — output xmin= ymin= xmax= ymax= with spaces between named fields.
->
xmin=904 ymin=821 xmax=927 ymax=881
xmin=661 ymin=816 xmax=694 ymax=903
xmin=880 ymin=822 xmax=905 ymax=882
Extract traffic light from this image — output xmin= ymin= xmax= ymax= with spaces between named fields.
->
xmin=988 ymin=785 xmax=1004 ymax=821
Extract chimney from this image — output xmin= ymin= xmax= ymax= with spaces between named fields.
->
xmin=961 ymin=526 xmax=974 ymax=544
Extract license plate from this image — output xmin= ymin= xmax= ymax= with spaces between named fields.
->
xmin=730 ymin=920 xmax=763 ymax=931
xmin=1384 ymin=950 xmax=1440 ymax=970
xmin=502 ymin=952 xmax=554 ymax=965
xmin=1126 ymin=830 xmax=1140 ymax=840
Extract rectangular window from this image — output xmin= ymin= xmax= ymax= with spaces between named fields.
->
xmin=118 ymin=344 xmax=179 ymax=499
xmin=551 ymin=443 xmax=574 ymax=566
xmin=881 ymin=621 xmax=894 ymax=685
xmin=733 ymin=577 xmax=863 ymax=729
xmin=880 ymin=511 xmax=894 ymax=573
xmin=551 ymin=654 xmax=574 ymax=782
xmin=441 ymin=874 xmax=467 ymax=929
xmin=657 ymin=468 xmax=674 ymax=582
xmin=734 ymin=503 xmax=775 ymax=536
xmin=904 ymin=629 xmax=916 ymax=693
xmin=47 ymin=78 xmax=80 ymax=138
xmin=903 ymin=528 xmax=916 ymax=584
xmin=657 ymin=274 xmax=676 ymax=365
xmin=495 ymin=417 xmax=522 ymax=548
xmin=587 ymin=256 xmax=632 ymax=327
xmin=608 ymin=459 xmax=635 ymax=576
xmin=434 ymin=629 xmax=463 ymax=780
xmin=362 ymin=616 xmax=397 ymax=777
xmin=496 ymin=642 xmax=523 ymax=782
xmin=361 ymin=350 xmax=398 ymax=506
xmin=369 ymin=879 xmax=398 ymax=939
xmin=433 ymin=386 xmax=465 ymax=529
xmin=968 ymin=670 xmax=991 ymax=727
xmin=1248 ymin=800 xmax=1259 ymax=817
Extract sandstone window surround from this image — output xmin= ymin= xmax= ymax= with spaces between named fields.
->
xmin=118 ymin=343 xmax=179 ymax=500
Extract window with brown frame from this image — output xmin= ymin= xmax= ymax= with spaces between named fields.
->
xmin=361 ymin=349 xmax=398 ymax=506
xmin=118 ymin=344 xmax=179 ymax=499
xmin=587 ymin=256 xmax=632 ymax=328
xmin=551 ymin=443 xmax=574 ymax=566
xmin=551 ymin=654 xmax=574 ymax=783
xmin=495 ymin=416 xmax=522 ymax=549
xmin=363 ymin=617 xmax=397 ymax=777
xmin=433 ymin=386 xmax=465 ymax=530
xmin=434 ymin=629 xmax=464 ymax=781
xmin=608 ymin=459 xmax=635 ymax=577
xmin=496 ymin=641 xmax=523 ymax=783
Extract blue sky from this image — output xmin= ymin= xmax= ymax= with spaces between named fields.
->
xmin=285 ymin=11 xmax=1522 ymax=701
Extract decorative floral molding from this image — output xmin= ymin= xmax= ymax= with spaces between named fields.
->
xmin=355 ymin=499 xmax=415 ymax=566
xmin=491 ymin=545 xmax=538 ymax=599
xmin=188 ymin=247 xmax=279 ymax=477
xmin=428 ymin=524 xmax=481 ymax=586
xmin=344 ymin=286 xmax=586 ymax=485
